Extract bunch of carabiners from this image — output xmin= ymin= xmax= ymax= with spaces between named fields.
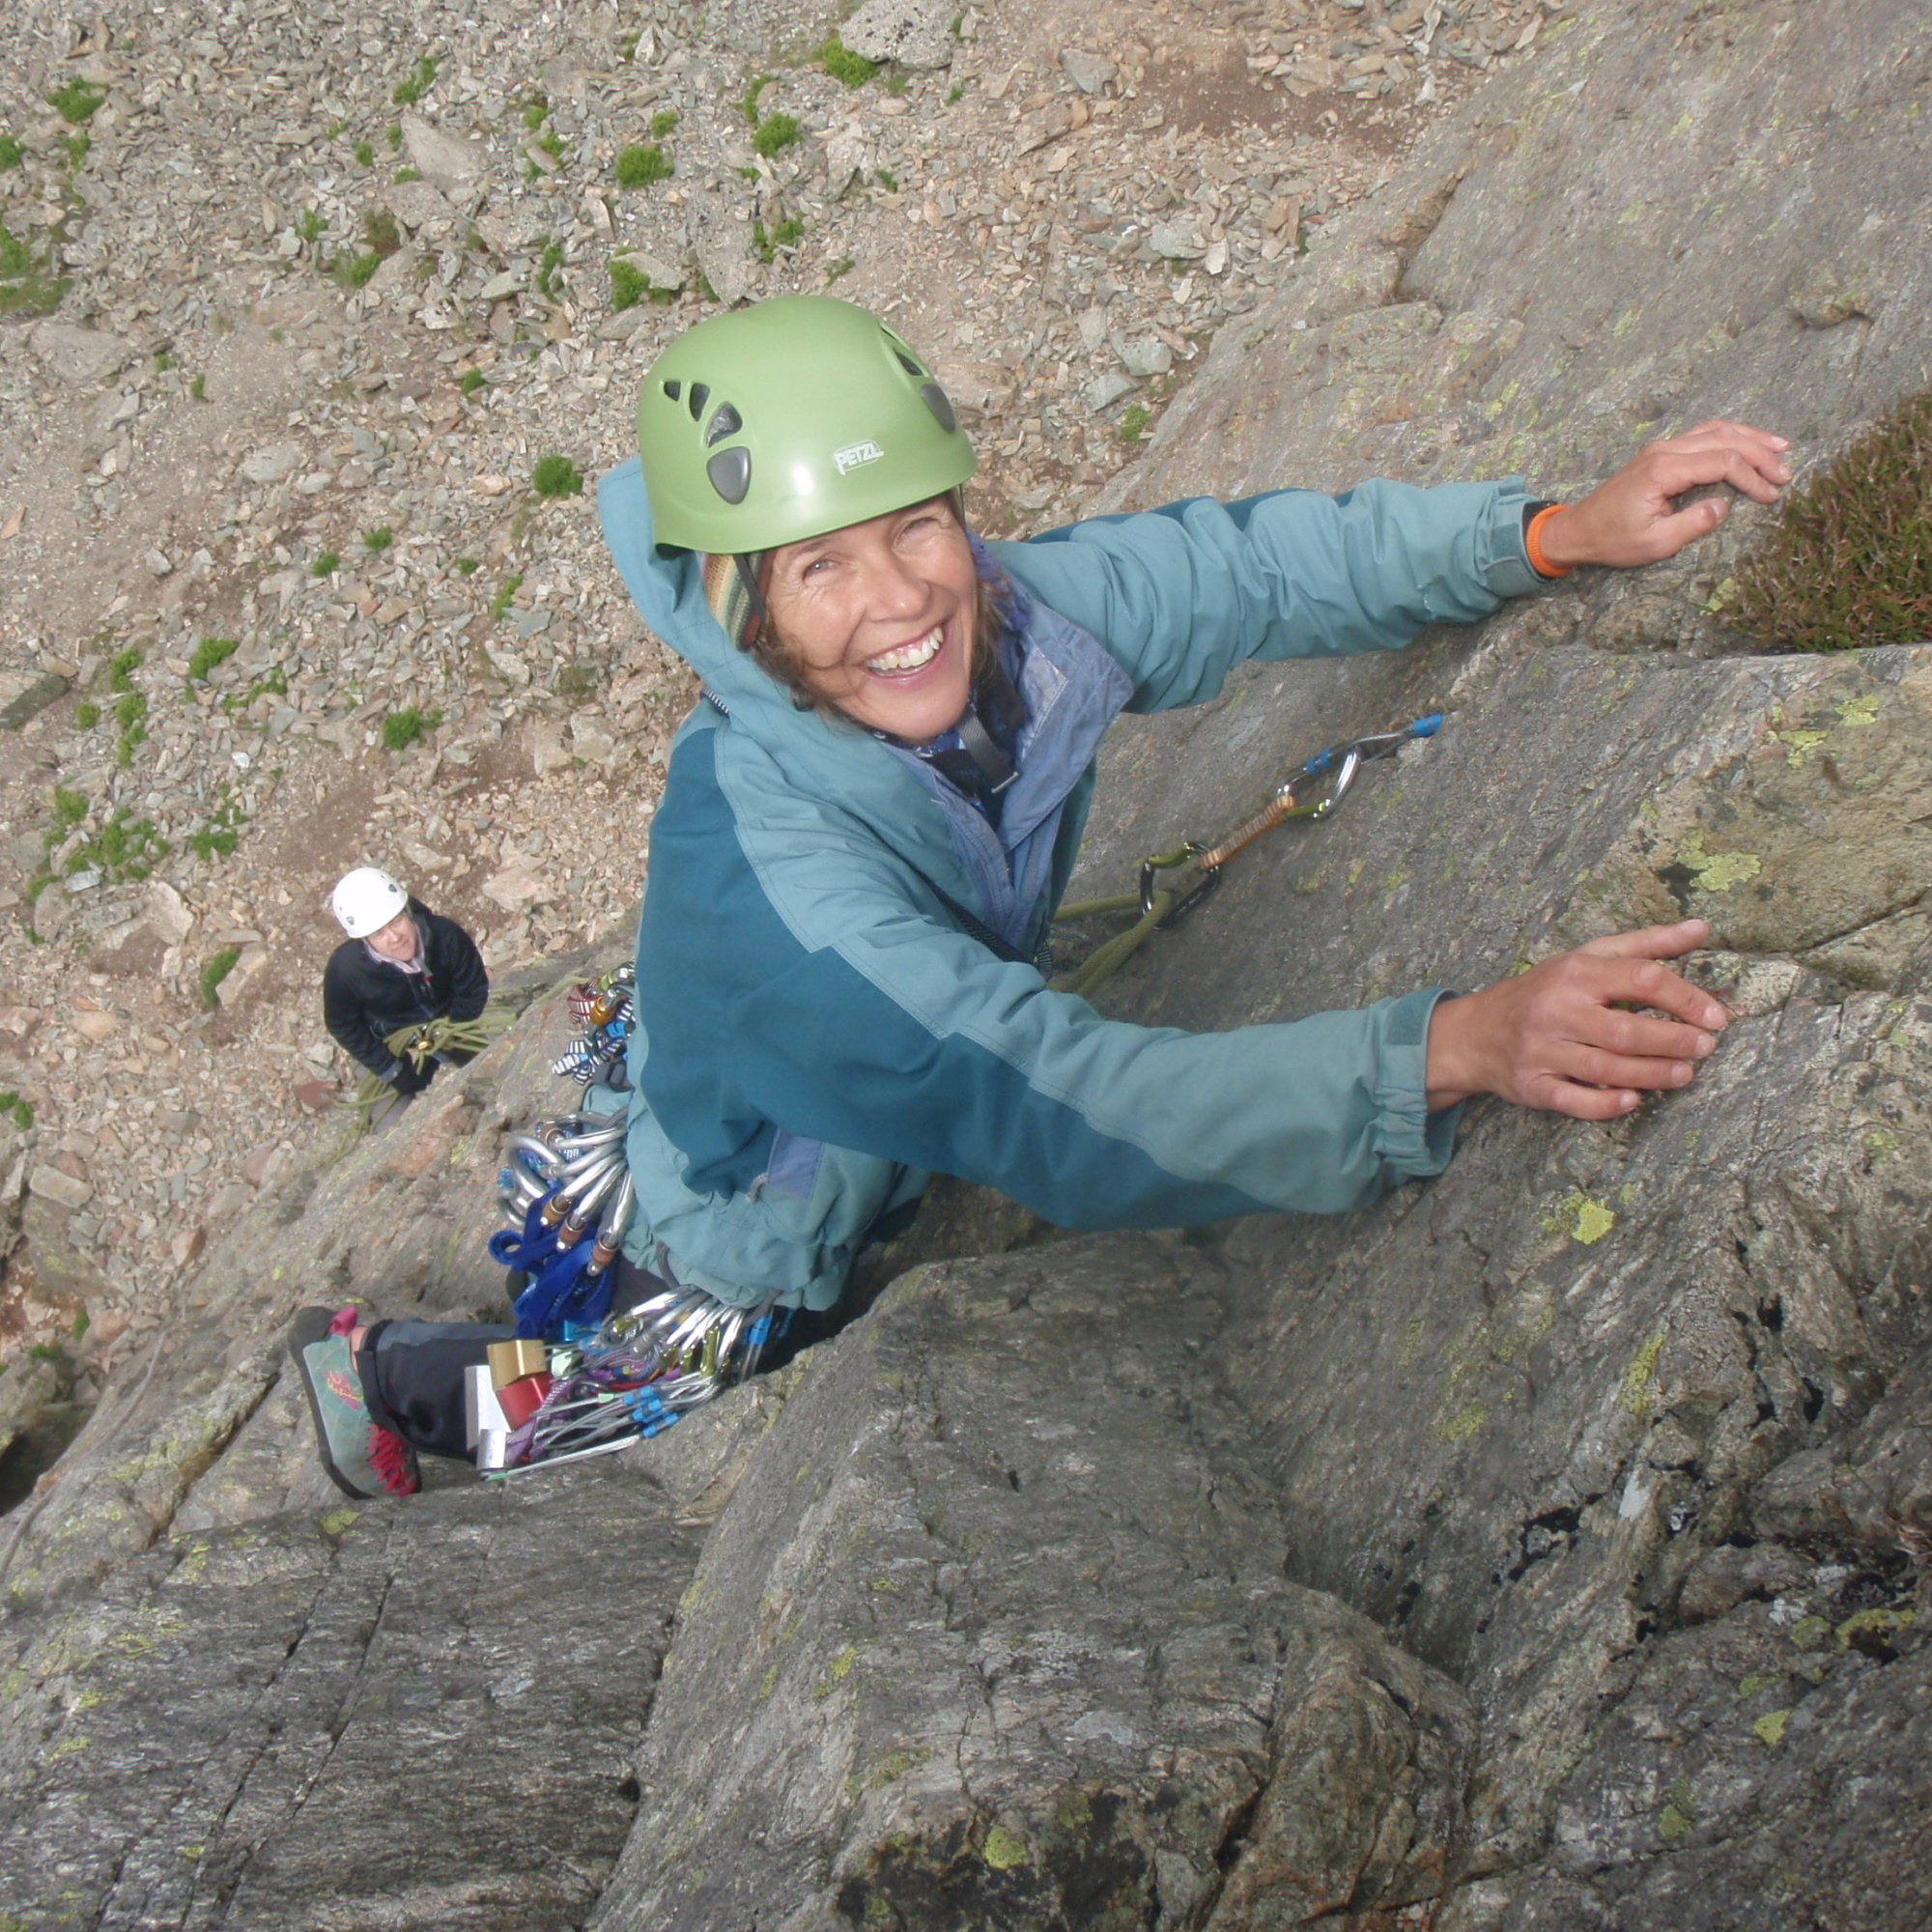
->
xmin=552 ymin=963 xmax=636 ymax=1086
xmin=492 ymin=1109 xmax=635 ymax=1340
xmin=484 ymin=1287 xmax=784 ymax=1475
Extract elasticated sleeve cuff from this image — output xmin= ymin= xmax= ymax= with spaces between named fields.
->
xmin=1371 ymin=986 xmax=1464 ymax=1178
xmin=1478 ymin=476 xmax=1562 ymax=601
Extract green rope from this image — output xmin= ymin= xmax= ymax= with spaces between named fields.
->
xmin=1053 ymin=891 xmax=1143 ymax=921
xmin=336 ymin=1005 xmax=518 ymax=1133
xmin=1051 ymin=892 xmax=1174 ymax=998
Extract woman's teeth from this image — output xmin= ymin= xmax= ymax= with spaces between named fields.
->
xmin=867 ymin=626 xmax=943 ymax=675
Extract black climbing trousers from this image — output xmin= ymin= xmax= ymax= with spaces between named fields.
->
xmin=354 ymin=1256 xmax=865 ymax=1463
xmin=358 ymin=1318 xmax=513 ymax=1462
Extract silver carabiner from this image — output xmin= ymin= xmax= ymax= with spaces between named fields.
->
xmin=1308 ymin=746 xmax=1362 ymax=820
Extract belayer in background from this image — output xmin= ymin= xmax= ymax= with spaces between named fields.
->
xmin=322 ymin=867 xmax=489 ymax=1115
xmin=290 ymin=296 xmax=1788 ymax=1500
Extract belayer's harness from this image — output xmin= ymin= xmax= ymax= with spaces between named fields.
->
xmin=339 ymin=1008 xmax=516 ymax=1130
xmin=1050 ymin=714 xmax=1444 ymax=998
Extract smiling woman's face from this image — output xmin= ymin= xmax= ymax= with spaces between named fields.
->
xmin=762 ymin=497 xmax=978 ymax=742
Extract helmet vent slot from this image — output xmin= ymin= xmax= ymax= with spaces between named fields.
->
xmin=688 ymin=381 xmax=711 ymax=420
xmin=895 ymin=351 xmax=923 ymax=377
xmin=704 ymin=403 xmax=743 ymax=448
xmin=706 ymin=445 xmax=752 ymax=505
xmin=919 ymin=382 xmax=958 ymax=436
xmin=662 ymin=379 xmax=682 ymax=402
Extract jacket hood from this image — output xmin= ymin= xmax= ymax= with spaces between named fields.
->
xmin=597 ymin=456 xmax=979 ymax=897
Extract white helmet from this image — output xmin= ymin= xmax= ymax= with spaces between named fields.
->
xmin=331 ymin=867 xmax=409 ymax=938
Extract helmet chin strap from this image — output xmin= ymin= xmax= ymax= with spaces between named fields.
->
xmin=950 ymin=706 xmax=1016 ymax=798
xmin=733 ymin=552 xmax=771 ymax=648
xmin=899 ymin=646 xmax=1025 ymax=821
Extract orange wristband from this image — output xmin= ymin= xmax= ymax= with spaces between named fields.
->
xmin=1525 ymin=504 xmax=1571 ymax=580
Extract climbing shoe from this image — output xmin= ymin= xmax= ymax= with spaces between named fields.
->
xmin=287 ymin=1305 xmax=420 ymax=1500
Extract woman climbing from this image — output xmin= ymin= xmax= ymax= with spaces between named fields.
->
xmin=291 ymin=295 xmax=1789 ymax=1499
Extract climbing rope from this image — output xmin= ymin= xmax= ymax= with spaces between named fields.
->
xmin=339 ymin=1007 xmax=518 ymax=1131
xmin=1050 ymin=713 xmax=1443 ymax=999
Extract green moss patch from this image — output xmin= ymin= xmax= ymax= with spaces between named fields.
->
xmin=1618 ymin=1331 xmax=1665 ymax=1416
xmin=822 ymin=37 xmax=878 ymax=86
xmin=1731 ymin=391 xmax=1932 ymax=651
xmin=46 ymin=79 xmax=105 ymax=124
xmin=391 ymin=54 xmax=439 ymax=107
xmin=380 ymin=705 xmax=442 ymax=751
xmin=186 ymin=636 xmax=238 ymax=682
xmin=532 ymin=454 xmax=583 ymax=498
xmin=0 ymin=216 xmax=69 ymax=318
xmin=752 ymin=113 xmax=801 ymax=158
xmin=614 ymin=143 xmax=672 ymax=187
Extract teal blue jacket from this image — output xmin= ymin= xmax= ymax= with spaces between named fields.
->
xmin=597 ymin=462 xmax=1547 ymax=1308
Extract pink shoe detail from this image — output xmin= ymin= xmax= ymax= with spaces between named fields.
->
xmin=328 ymin=1306 xmax=359 ymax=1337
xmin=367 ymin=1425 xmax=420 ymax=1497
xmin=325 ymin=1368 xmax=363 ymax=1408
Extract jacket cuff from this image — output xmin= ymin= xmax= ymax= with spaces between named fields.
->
xmin=1371 ymin=987 xmax=1463 ymax=1179
xmin=1477 ymin=477 xmax=1558 ymax=601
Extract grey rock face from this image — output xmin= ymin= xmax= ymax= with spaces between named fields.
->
xmin=399 ymin=108 xmax=485 ymax=196
xmin=0 ymin=1463 xmax=698 ymax=1930
xmin=593 ymin=1240 xmax=1476 ymax=1931
xmin=686 ymin=177 xmax=761 ymax=308
xmin=1060 ymin=626 xmax=1932 ymax=1923
xmin=1114 ymin=1 xmax=1932 ymax=658
xmin=1060 ymin=49 xmax=1118 ymax=97
xmin=238 ymin=440 xmax=305 ymax=486
xmin=27 ymin=321 xmax=129 ymax=387
xmin=4 ymin=5 xmax=1930 ymax=1928
xmin=0 ymin=958 xmax=611 ymax=1613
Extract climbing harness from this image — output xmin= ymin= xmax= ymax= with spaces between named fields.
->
xmin=488 ymin=1092 xmax=781 ymax=1475
xmin=1050 ymin=714 xmax=1444 ymax=999
xmin=478 ymin=961 xmax=783 ymax=1474
xmin=490 ymin=1107 xmax=634 ymax=1340
xmin=551 ymin=963 xmax=636 ymax=1087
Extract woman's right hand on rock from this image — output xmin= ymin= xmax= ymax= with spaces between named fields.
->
xmin=1535 ymin=421 xmax=1791 ymax=570
xmin=1424 ymin=919 xmax=1731 ymax=1121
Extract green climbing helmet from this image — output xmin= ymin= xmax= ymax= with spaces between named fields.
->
xmin=636 ymin=295 xmax=976 ymax=554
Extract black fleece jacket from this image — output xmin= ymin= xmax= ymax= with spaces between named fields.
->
xmin=322 ymin=899 xmax=488 ymax=1088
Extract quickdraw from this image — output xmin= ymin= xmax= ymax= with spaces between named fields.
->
xmin=491 ymin=1111 xmax=634 ymax=1340
xmin=551 ymin=963 xmax=636 ymax=1087
xmin=1051 ymin=714 xmax=1443 ymax=999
